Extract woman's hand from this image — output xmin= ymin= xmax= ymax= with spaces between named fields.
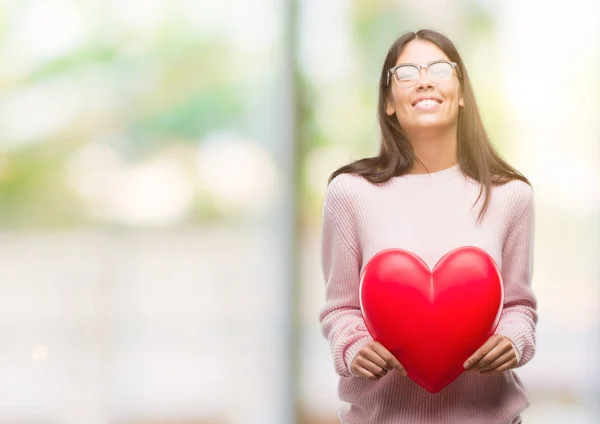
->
xmin=350 ymin=341 xmax=407 ymax=380
xmin=463 ymin=334 xmax=518 ymax=374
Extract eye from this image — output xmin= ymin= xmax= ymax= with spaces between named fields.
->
xmin=428 ymin=62 xmax=453 ymax=81
xmin=395 ymin=65 xmax=418 ymax=81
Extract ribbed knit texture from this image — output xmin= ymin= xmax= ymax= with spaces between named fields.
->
xmin=319 ymin=164 xmax=537 ymax=424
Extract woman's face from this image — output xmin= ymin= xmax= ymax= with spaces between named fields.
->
xmin=385 ymin=40 xmax=464 ymax=134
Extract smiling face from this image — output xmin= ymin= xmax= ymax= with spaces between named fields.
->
xmin=385 ymin=39 xmax=464 ymax=135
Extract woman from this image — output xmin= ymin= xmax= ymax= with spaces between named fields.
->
xmin=319 ymin=29 xmax=537 ymax=424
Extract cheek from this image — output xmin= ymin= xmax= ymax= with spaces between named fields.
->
xmin=387 ymin=90 xmax=409 ymax=116
xmin=385 ymin=93 xmax=396 ymax=115
xmin=441 ymin=82 xmax=461 ymax=104
xmin=393 ymin=90 xmax=413 ymax=114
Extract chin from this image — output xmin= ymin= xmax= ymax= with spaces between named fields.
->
xmin=411 ymin=119 xmax=446 ymax=129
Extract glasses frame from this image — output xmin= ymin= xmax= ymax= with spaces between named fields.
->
xmin=387 ymin=60 xmax=460 ymax=87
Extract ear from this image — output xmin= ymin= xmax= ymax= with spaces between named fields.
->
xmin=385 ymin=93 xmax=396 ymax=116
xmin=459 ymin=96 xmax=465 ymax=107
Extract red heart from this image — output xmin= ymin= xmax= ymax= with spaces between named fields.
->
xmin=359 ymin=246 xmax=503 ymax=393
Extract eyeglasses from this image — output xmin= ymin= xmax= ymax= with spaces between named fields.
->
xmin=387 ymin=60 xmax=459 ymax=87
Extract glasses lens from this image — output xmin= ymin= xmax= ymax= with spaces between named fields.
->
xmin=428 ymin=62 xmax=452 ymax=82
xmin=395 ymin=65 xmax=419 ymax=84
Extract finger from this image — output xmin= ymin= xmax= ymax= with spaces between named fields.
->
xmin=480 ymin=355 xmax=518 ymax=374
xmin=478 ymin=350 xmax=514 ymax=372
xmin=351 ymin=358 xmax=382 ymax=380
xmin=353 ymin=366 xmax=381 ymax=380
xmin=371 ymin=342 xmax=404 ymax=372
xmin=464 ymin=335 xmax=501 ymax=369
xmin=363 ymin=346 xmax=392 ymax=371
xmin=489 ymin=359 xmax=518 ymax=373
xmin=356 ymin=356 xmax=388 ymax=377
xmin=474 ymin=343 xmax=511 ymax=370
xmin=374 ymin=343 xmax=407 ymax=375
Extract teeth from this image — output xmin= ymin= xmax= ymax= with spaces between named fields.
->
xmin=415 ymin=99 xmax=439 ymax=107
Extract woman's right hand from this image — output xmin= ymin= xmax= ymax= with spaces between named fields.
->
xmin=350 ymin=341 xmax=407 ymax=380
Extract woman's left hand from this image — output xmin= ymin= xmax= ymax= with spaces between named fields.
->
xmin=463 ymin=334 xmax=518 ymax=374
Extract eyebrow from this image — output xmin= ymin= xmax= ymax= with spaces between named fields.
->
xmin=394 ymin=60 xmax=449 ymax=67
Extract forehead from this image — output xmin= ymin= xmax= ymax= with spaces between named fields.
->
xmin=395 ymin=40 xmax=450 ymax=66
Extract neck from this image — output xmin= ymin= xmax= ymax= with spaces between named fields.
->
xmin=405 ymin=127 xmax=458 ymax=174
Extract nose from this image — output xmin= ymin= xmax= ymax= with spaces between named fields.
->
xmin=415 ymin=67 xmax=433 ymax=90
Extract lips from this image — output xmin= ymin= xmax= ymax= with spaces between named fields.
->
xmin=411 ymin=96 xmax=443 ymax=107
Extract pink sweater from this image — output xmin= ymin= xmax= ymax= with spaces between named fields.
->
xmin=319 ymin=164 xmax=537 ymax=424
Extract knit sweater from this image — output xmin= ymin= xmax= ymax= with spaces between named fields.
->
xmin=319 ymin=164 xmax=537 ymax=424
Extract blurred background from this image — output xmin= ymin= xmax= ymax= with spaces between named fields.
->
xmin=0 ymin=0 xmax=598 ymax=423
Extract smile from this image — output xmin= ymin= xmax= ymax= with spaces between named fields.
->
xmin=413 ymin=99 xmax=442 ymax=110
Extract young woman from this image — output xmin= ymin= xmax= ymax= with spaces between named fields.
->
xmin=319 ymin=29 xmax=537 ymax=424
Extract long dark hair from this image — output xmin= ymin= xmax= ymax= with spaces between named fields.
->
xmin=328 ymin=29 xmax=530 ymax=222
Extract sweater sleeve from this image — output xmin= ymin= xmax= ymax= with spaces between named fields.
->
xmin=494 ymin=186 xmax=538 ymax=368
xmin=319 ymin=178 xmax=373 ymax=377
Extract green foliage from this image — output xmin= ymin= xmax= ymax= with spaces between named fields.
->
xmin=0 ymin=145 xmax=85 ymax=228
xmin=26 ymin=45 xmax=119 ymax=83
xmin=130 ymin=83 xmax=244 ymax=150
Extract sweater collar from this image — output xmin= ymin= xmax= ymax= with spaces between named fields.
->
xmin=398 ymin=164 xmax=462 ymax=182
